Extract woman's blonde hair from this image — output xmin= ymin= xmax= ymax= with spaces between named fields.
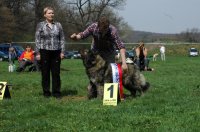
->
xmin=138 ymin=42 xmax=144 ymax=47
xmin=43 ymin=7 xmax=54 ymax=15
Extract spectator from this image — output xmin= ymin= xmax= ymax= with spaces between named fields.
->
xmin=8 ymin=43 xmax=17 ymax=65
xmin=35 ymin=7 xmax=65 ymax=98
xmin=135 ymin=42 xmax=153 ymax=71
xmin=160 ymin=45 xmax=166 ymax=61
xmin=16 ymin=45 xmax=34 ymax=72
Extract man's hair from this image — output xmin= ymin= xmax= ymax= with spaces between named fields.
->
xmin=97 ymin=16 xmax=110 ymax=32
xmin=43 ymin=7 xmax=54 ymax=15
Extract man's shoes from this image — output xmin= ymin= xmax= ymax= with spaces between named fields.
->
xmin=43 ymin=92 xmax=51 ymax=98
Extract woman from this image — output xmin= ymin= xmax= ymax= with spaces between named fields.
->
xmin=35 ymin=7 xmax=65 ymax=98
xmin=135 ymin=42 xmax=154 ymax=71
xmin=135 ymin=42 xmax=149 ymax=71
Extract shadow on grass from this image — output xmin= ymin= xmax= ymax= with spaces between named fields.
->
xmin=61 ymin=89 xmax=78 ymax=96
xmin=61 ymin=89 xmax=87 ymax=101
xmin=60 ymin=67 xmax=70 ymax=71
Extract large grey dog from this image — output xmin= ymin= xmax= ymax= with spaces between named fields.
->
xmin=80 ymin=50 xmax=150 ymax=99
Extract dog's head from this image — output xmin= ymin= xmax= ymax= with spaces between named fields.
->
xmin=80 ymin=49 xmax=98 ymax=68
xmin=80 ymin=49 xmax=106 ymax=69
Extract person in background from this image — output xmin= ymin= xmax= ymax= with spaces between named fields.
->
xmin=16 ymin=45 xmax=34 ymax=72
xmin=70 ymin=16 xmax=128 ymax=99
xmin=160 ymin=45 xmax=166 ymax=61
xmin=8 ymin=43 xmax=17 ymax=65
xmin=35 ymin=7 xmax=65 ymax=98
xmin=135 ymin=42 xmax=153 ymax=71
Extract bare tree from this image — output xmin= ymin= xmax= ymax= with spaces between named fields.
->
xmin=0 ymin=0 xmax=130 ymax=42
xmin=65 ymin=0 xmax=126 ymax=30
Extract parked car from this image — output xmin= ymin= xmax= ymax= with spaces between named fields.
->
xmin=64 ymin=51 xmax=81 ymax=59
xmin=73 ymin=51 xmax=81 ymax=59
xmin=0 ymin=43 xmax=24 ymax=59
xmin=115 ymin=50 xmax=135 ymax=62
xmin=64 ymin=51 xmax=75 ymax=59
xmin=189 ymin=48 xmax=199 ymax=57
xmin=0 ymin=51 xmax=9 ymax=61
xmin=126 ymin=50 xmax=135 ymax=60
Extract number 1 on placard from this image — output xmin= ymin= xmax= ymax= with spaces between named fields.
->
xmin=107 ymin=85 xmax=114 ymax=98
xmin=103 ymin=83 xmax=118 ymax=106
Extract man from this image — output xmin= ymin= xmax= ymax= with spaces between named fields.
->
xmin=70 ymin=16 xmax=128 ymax=99
xmin=160 ymin=45 xmax=166 ymax=61
xmin=8 ymin=43 xmax=17 ymax=65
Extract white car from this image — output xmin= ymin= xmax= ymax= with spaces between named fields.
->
xmin=189 ymin=48 xmax=199 ymax=57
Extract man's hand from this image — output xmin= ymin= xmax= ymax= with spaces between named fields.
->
xmin=122 ymin=63 xmax=128 ymax=73
xmin=119 ymin=48 xmax=128 ymax=73
xmin=70 ymin=33 xmax=81 ymax=40
xmin=70 ymin=33 xmax=77 ymax=40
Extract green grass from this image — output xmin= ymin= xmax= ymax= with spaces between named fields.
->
xmin=1 ymin=56 xmax=200 ymax=131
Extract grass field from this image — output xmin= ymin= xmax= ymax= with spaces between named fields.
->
xmin=1 ymin=55 xmax=200 ymax=131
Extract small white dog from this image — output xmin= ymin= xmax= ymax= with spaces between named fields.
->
xmin=153 ymin=53 xmax=159 ymax=61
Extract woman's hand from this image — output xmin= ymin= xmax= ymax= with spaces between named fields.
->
xmin=60 ymin=53 xmax=64 ymax=59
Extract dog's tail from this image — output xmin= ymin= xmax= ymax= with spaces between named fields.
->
xmin=142 ymin=82 xmax=150 ymax=92
xmin=139 ymin=74 xmax=150 ymax=92
xmin=139 ymin=73 xmax=146 ymax=86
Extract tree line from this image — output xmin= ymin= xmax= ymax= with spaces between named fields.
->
xmin=1 ymin=0 xmax=200 ymax=43
xmin=0 ymin=0 xmax=132 ymax=43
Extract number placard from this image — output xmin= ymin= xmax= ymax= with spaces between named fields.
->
xmin=103 ymin=83 xmax=118 ymax=106
xmin=0 ymin=82 xmax=11 ymax=100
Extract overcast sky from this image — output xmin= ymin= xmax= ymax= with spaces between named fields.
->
xmin=117 ymin=0 xmax=200 ymax=34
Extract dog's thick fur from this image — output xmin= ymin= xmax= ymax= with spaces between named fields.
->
xmin=80 ymin=50 xmax=150 ymax=99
